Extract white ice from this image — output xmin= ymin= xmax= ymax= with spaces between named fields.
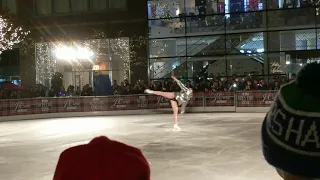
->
xmin=0 ymin=113 xmax=281 ymax=180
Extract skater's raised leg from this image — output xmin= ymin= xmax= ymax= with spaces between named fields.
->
xmin=170 ymin=100 xmax=181 ymax=131
xmin=144 ymin=89 xmax=175 ymax=99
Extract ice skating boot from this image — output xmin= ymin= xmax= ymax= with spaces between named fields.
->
xmin=173 ymin=123 xmax=181 ymax=131
xmin=144 ymin=89 xmax=154 ymax=94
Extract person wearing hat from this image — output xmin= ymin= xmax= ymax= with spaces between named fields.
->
xmin=261 ymin=62 xmax=320 ymax=180
xmin=53 ymin=136 xmax=150 ymax=180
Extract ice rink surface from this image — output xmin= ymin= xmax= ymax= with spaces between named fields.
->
xmin=0 ymin=113 xmax=281 ymax=180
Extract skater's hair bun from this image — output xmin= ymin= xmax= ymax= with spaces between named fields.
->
xmin=296 ymin=62 xmax=320 ymax=98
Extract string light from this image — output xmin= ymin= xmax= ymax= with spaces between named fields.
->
xmin=35 ymin=43 xmax=56 ymax=86
xmin=0 ymin=9 xmax=30 ymax=54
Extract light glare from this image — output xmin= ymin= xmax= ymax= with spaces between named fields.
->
xmin=55 ymin=46 xmax=94 ymax=60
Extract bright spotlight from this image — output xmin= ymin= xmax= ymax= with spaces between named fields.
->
xmin=77 ymin=47 xmax=94 ymax=59
xmin=55 ymin=46 xmax=77 ymax=60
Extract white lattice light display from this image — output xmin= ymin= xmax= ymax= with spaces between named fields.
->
xmin=35 ymin=38 xmax=130 ymax=87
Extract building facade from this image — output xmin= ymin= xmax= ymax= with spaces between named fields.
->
xmin=148 ymin=0 xmax=320 ymax=83
xmin=12 ymin=0 xmax=147 ymax=87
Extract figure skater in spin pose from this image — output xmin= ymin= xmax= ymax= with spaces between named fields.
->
xmin=144 ymin=76 xmax=193 ymax=131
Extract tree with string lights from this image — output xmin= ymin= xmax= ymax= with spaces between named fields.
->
xmin=0 ymin=9 xmax=30 ymax=54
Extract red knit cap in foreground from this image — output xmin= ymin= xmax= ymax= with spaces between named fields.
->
xmin=53 ymin=136 xmax=150 ymax=180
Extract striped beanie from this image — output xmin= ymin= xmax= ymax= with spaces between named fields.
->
xmin=261 ymin=62 xmax=320 ymax=179
xmin=53 ymin=136 xmax=150 ymax=180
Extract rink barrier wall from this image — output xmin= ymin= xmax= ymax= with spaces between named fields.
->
xmin=0 ymin=90 xmax=276 ymax=121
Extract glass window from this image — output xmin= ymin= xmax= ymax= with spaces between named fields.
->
xmin=268 ymin=52 xmax=287 ymax=75
xmin=54 ymin=0 xmax=70 ymax=14
xmin=268 ymin=0 xmax=282 ymax=9
xmin=90 ymin=0 xmax=107 ymax=11
xmin=226 ymin=32 xmax=264 ymax=54
xmin=317 ymin=29 xmax=320 ymax=49
xmin=206 ymin=58 xmax=227 ymax=77
xmin=185 ymin=0 xmax=201 ymax=15
xmin=267 ymin=8 xmax=316 ymax=30
xmin=226 ymin=12 xmax=263 ymax=33
xmin=35 ymin=0 xmax=52 ymax=15
xmin=245 ymin=0 xmax=265 ymax=11
xmin=149 ymin=57 xmax=187 ymax=79
xmin=2 ymin=0 xmax=16 ymax=13
xmin=268 ymin=0 xmax=301 ymax=9
xmin=109 ymin=0 xmax=126 ymax=9
xmin=186 ymin=15 xmax=225 ymax=36
xmin=268 ymin=29 xmax=317 ymax=52
xmin=148 ymin=18 xmax=186 ymax=39
xmin=186 ymin=36 xmax=225 ymax=56
xmin=148 ymin=0 xmax=181 ymax=18
xmin=70 ymin=0 xmax=88 ymax=12
xmin=226 ymin=54 xmax=264 ymax=77
xmin=149 ymin=38 xmax=186 ymax=58
xmin=238 ymin=32 xmax=264 ymax=53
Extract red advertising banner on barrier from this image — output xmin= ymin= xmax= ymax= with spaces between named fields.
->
xmin=57 ymin=98 xmax=83 ymax=113
xmin=204 ymin=92 xmax=235 ymax=107
xmin=0 ymin=90 xmax=279 ymax=117
xmin=9 ymin=99 xmax=32 ymax=116
xmin=83 ymin=97 xmax=108 ymax=112
xmin=149 ymin=95 xmax=171 ymax=109
xmin=136 ymin=95 xmax=151 ymax=109
xmin=32 ymin=98 xmax=56 ymax=114
xmin=188 ymin=93 xmax=204 ymax=107
xmin=236 ymin=91 xmax=277 ymax=107
xmin=0 ymin=100 xmax=8 ymax=116
xmin=108 ymin=95 xmax=137 ymax=110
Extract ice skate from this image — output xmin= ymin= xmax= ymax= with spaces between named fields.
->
xmin=173 ymin=123 xmax=181 ymax=131
xmin=144 ymin=89 xmax=154 ymax=94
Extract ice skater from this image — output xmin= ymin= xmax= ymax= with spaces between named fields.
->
xmin=144 ymin=76 xmax=193 ymax=131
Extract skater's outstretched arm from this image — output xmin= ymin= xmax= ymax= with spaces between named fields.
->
xmin=171 ymin=76 xmax=188 ymax=92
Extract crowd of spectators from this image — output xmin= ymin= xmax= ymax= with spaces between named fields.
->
xmin=0 ymin=74 xmax=295 ymax=99
xmin=149 ymin=74 xmax=295 ymax=93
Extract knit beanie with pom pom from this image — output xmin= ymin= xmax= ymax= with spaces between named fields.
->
xmin=261 ymin=62 xmax=320 ymax=179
